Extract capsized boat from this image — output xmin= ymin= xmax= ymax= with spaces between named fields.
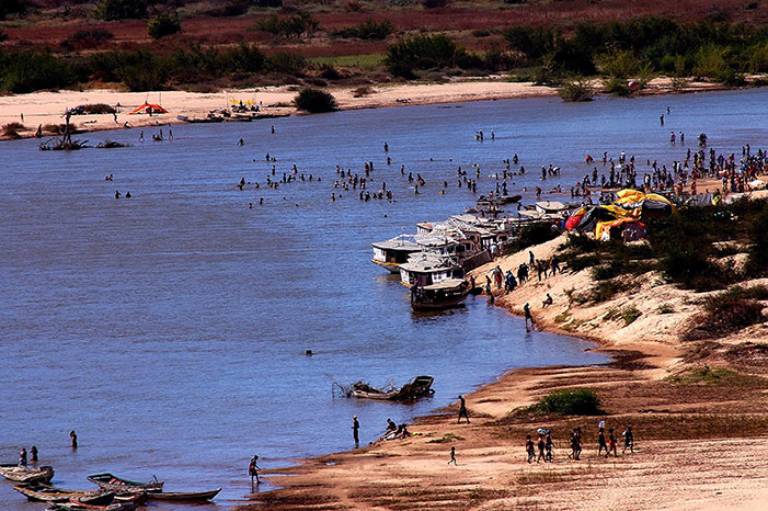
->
xmin=0 ymin=465 xmax=54 ymax=484
xmin=371 ymin=235 xmax=422 ymax=273
xmin=348 ymin=376 xmax=435 ymax=401
xmin=410 ymin=278 xmax=471 ymax=311
xmin=87 ymin=473 xmax=162 ymax=493
xmin=147 ymin=487 xmax=221 ymax=502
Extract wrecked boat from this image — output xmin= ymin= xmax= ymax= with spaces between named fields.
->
xmin=340 ymin=376 xmax=435 ymax=401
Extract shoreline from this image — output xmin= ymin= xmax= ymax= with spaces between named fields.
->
xmin=242 ymin=233 xmax=768 ymax=510
xmin=0 ymin=77 xmax=740 ymax=142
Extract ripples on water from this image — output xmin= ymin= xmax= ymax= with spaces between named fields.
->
xmin=3 ymin=89 xmax=768 ymax=509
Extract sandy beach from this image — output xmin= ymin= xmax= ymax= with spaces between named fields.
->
xmin=0 ymin=77 xmax=731 ymax=142
xmin=241 ymin=230 xmax=768 ymax=511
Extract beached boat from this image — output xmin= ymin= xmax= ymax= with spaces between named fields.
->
xmin=398 ymin=253 xmax=464 ymax=288
xmin=46 ymin=502 xmax=136 ymax=511
xmin=349 ymin=376 xmax=435 ymax=401
xmin=371 ymin=235 xmax=422 ymax=273
xmin=147 ymin=487 xmax=221 ymax=502
xmin=87 ymin=473 xmax=163 ymax=493
xmin=13 ymin=485 xmax=90 ymax=503
xmin=0 ymin=465 xmax=54 ymax=484
xmin=410 ymin=278 xmax=471 ymax=311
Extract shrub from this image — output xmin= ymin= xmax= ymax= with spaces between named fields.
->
xmin=504 ymin=26 xmax=556 ymax=60
xmin=600 ymin=50 xmax=639 ymax=78
xmin=95 ymin=0 xmax=148 ymax=20
xmin=559 ymin=77 xmax=593 ymax=102
xmin=268 ymin=52 xmax=306 ymax=75
xmin=0 ymin=30 xmax=7 ymax=42
xmin=620 ymin=306 xmax=642 ymax=325
xmin=294 ymin=88 xmax=337 ymax=113
xmin=604 ymin=76 xmax=631 ymax=96
xmin=204 ymin=0 xmax=251 ymax=17
xmin=386 ymin=33 xmax=459 ymax=78
xmin=334 ymin=18 xmax=393 ymax=40
xmin=257 ymin=11 xmax=318 ymax=39
xmin=148 ymin=12 xmax=181 ymax=39
xmin=0 ymin=51 xmax=78 ymax=93
xmin=531 ymin=389 xmax=602 ymax=415
xmin=423 ymin=0 xmax=448 ymax=7
xmin=2 ymin=122 xmax=26 ymax=139
xmin=61 ymin=29 xmax=114 ymax=50
xmin=684 ymin=292 xmax=765 ymax=340
xmin=318 ymin=64 xmax=341 ymax=80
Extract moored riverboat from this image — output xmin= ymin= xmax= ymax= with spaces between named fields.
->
xmin=410 ymin=278 xmax=471 ymax=311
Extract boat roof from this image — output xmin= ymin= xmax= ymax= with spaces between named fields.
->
xmin=400 ymin=255 xmax=458 ymax=273
xmin=421 ymin=278 xmax=466 ymax=290
xmin=371 ymin=237 xmax=422 ymax=251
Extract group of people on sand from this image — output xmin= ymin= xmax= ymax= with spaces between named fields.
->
xmin=527 ymin=421 xmax=634 ymax=464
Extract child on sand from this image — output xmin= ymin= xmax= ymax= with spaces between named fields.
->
xmin=448 ymin=447 xmax=457 ymax=465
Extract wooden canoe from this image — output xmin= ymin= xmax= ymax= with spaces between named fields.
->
xmin=47 ymin=503 xmax=136 ymax=511
xmin=0 ymin=464 xmax=54 ymax=483
xmin=147 ymin=487 xmax=221 ymax=502
xmin=13 ymin=485 xmax=89 ymax=503
xmin=87 ymin=473 xmax=163 ymax=493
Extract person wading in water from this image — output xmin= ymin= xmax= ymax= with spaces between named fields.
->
xmin=248 ymin=455 xmax=261 ymax=491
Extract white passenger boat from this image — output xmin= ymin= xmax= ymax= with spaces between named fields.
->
xmin=371 ymin=235 xmax=422 ymax=273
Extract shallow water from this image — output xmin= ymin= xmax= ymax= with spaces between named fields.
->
xmin=3 ymin=88 xmax=768 ymax=509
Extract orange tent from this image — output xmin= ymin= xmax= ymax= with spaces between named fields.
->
xmin=129 ymin=102 xmax=168 ymax=115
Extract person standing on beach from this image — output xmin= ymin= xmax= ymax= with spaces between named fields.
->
xmin=70 ymin=430 xmax=78 ymax=449
xmin=457 ymin=395 xmax=470 ymax=424
xmin=353 ymin=416 xmax=360 ymax=448
xmin=18 ymin=448 xmax=27 ymax=467
xmin=545 ymin=432 xmax=553 ymax=462
xmin=448 ymin=446 xmax=458 ymax=465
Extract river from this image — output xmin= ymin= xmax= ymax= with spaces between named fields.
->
xmin=4 ymin=88 xmax=768 ymax=509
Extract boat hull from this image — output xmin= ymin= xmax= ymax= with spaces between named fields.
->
xmin=147 ymin=488 xmax=221 ymax=502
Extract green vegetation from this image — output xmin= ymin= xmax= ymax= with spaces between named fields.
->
xmin=95 ymin=0 xmax=149 ymax=20
xmin=685 ymin=287 xmax=766 ymax=340
xmin=294 ymin=88 xmax=337 ymax=113
xmin=530 ymin=389 xmax=602 ymax=416
xmin=0 ymin=44 xmax=307 ymax=92
xmin=256 ymin=12 xmax=319 ymax=40
xmin=501 ymin=17 xmax=768 ymax=86
xmin=2 ymin=122 xmax=26 ymax=139
xmin=148 ymin=12 xmax=181 ymax=39
xmin=334 ymin=18 xmax=394 ymax=40
xmin=558 ymin=77 xmax=593 ymax=102
xmin=426 ymin=433 xmax=464 ymax=443
xmin=311 ymin=53 xmax=385 ymax=70
xmin=666 ymin=366 xmax=757 ymax=386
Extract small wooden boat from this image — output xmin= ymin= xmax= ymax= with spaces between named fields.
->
xmin=147 ymin=487 xmax=221 ymax=502
xmin=410 ymin=278 xmax=470 ymax=311
xmin=13 ymin=485 xmax=90 ymax=503
xmin=87 ymin=473 xmax=163 ymax=493
xmin=47 ymin=502 xmax=136 ymax=511
xmin=0 ymin=465 xmax=54 ymax=484
xmin=72 ymin=492 xmax=115 ymax=506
